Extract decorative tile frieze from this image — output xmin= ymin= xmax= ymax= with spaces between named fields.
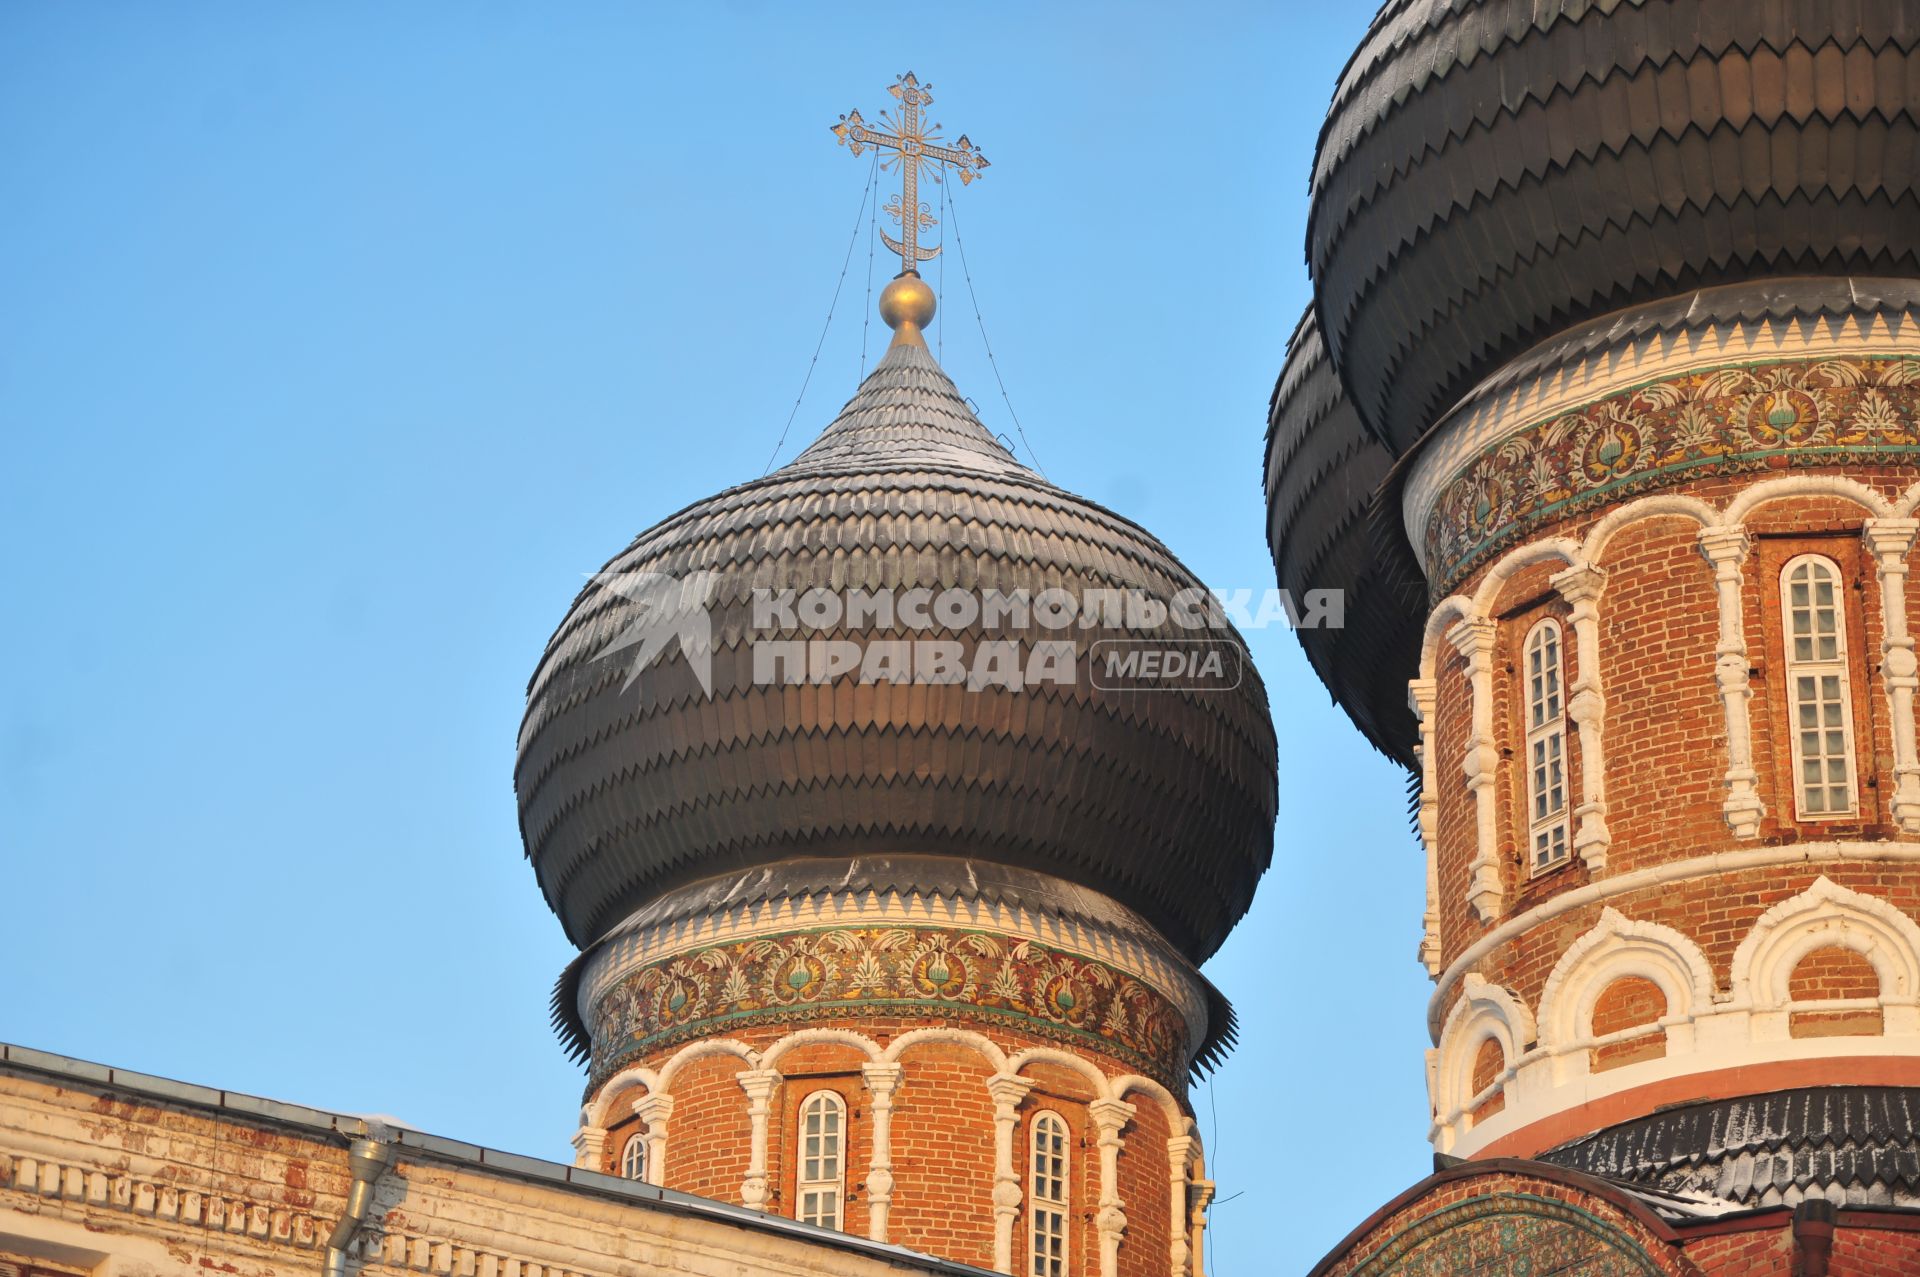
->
xmin=1421 ymin=357 xmax=1920 ymax=595
xmin=587 ymin=926 xmax=1191 ymax=1088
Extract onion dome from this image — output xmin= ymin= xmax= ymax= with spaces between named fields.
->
xmin=1268 ymin=0 xmax=1920 ymax=762
xmin=1311 ymin=0 xmax=1920 ymax=454
xmin=517 ymin=277 xmax=1277 ymax=962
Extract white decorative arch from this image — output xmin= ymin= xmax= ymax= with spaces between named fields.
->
xmin=1536 ymin=909 xmax=1714 ymax=1058
xmin=1729 ymin=877 xmax=1920 ymax=1037
xmin=583 ymin=1062 xmax=663 ymax=1128
xmin=1108 ymin=1073 xmax=1184 ymax=1130
xmin=1419 ymin=594 xmax=1475 ymax=680
xmin=1721 ymin=474 xmax=1894 ymax=525
xmin=881 ymin=1025 xmax=1009 ymax=1072
xmin=1433 ymin=974 xmax=1536 ymax=1126
xmin=656 ymin=1036 xmax=760 ymax=1089
xmin=1580 ymin=492 xmax=1719 ymax=564
xmin=1469 ymin=536 xmax=1585 ymax=614
xmin=1005 ymin=1045 xmax=1114 ymax=1100
xmin=757 ymin=1027 xmax=884 ymax=1070
xmin=1896 ymin=479 xmax=1920 ymax=518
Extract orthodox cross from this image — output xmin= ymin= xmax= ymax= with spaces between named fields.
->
xmin=832 ymin=72 xmax=989 ymax=275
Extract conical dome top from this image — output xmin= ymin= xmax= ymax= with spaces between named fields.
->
xmin=516 ymin=328 xmax=1277 ymax=961
xmin=782 ymin=340 xmax=1033 ymax=480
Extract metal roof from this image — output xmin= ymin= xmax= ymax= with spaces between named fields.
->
xmin=1540 ymin=1086 xmax=1920 ymax=1209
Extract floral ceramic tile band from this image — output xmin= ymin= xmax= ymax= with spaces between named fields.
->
xmin=1423 ymin=357 xmax=1920 ymax=596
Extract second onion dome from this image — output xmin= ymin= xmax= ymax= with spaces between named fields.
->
xmin=517 ymin=275 xmax=1278 ymax=963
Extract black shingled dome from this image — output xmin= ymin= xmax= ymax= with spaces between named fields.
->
xmin=519 ymin=338 xmax=1278 ymax=962
xmin=1269 ymin=0 xmax=1920 ymax=761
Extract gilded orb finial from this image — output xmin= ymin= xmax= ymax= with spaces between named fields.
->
xmin=877 ymin=271 xmax=936 ymax=347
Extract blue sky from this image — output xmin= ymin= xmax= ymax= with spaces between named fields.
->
xmin=0 ymin=4 xmax=1430 ymax=1270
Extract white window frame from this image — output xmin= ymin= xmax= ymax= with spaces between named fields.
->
xmin=1522 ymin=618 xmax=1571 ymax=875
xmin=1028 ymin=1111 xmax=1070 ymax=1277
xmin=619 ymin=1131 xmax=647 ymax=1181
xmin=796 ymin=1090 xmax=845 ymax=1231
xmin=1781 ymin=554 xmax=1859 ymax=820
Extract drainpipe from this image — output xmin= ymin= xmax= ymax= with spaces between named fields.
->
xmin=326 ymin=1139 xmax=394 ymax=1277
xmin=1793 ymin=1198 xmax=1835 ymax=1277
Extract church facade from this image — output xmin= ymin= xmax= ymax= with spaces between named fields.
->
xmin=1269 ymin=0 xmax=1920 ymax=1271
xmin=9 ymin=5 xmax=1920 ymax=1277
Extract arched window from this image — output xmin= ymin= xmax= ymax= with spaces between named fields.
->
xmin=796 ymin=1090 xmax=845 ymax=1230
xmin=1523 ymin=619 xmax=1570 ymax=873
xmin=1781 ymin=555 xmax=1858 ymax=818
xmin=619 ymin=1131 xmax=647 ymax=1181
xmin=1028 ymin=1111 xmax=1070 ymax=1277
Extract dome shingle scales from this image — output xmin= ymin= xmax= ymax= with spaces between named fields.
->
xmin=517 ymin=324 xmax=1278 ymax=962
xmin=1266 ymin=0 xmax=1920 ymax=761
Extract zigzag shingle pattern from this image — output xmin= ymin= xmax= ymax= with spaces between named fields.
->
xmin=1541 ymin=1087 xmax=1920 ymax=1207
xmin=1264 ymin=0 xmax=1920 ymax=762
xmin=518 ymin=340 xmax=1277 ymax=961
xmin=1263 ymin=309 xmax=1420 ymax=758
xmin=1305 ymin=0 xmax=1920 ymax=452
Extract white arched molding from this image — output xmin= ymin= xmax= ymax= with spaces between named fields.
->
xmin=1550 ymin=563 xmax=1611 ymax=872
xmin=735 ymin=1067 xmax=782 ymax=1210
xmin=1697 ymin=526 xmax=1766 ymax=837
xmin=1182 ymin=1133 xmax=1213 ymax=1277
xmin=1408 ymin=675 xmax=1443 ymax=974
xmin=1431 ymin=974 xmax=1535 ymax=1148
xmin=757 ymin=1030 xmax=890 ymax=1237
xmin=578 ymin=1061 xmax=680 ymax=1183
xmin=1578 ymin=493 xmax=1719 ymax=564
xmin=1109 ymin=1077 xmax=1194 ymax=1277
xmin=1087 ymin=1098 xmax=1137 ymax=1277
xmin=1721 ymin=474 xmax=1895 ymax=526
xmin=1447 ymin=616 xmax=1504 ymax=922
xmin=656 ymin=1037 xmax=759 ymax=1089
xmin=1005 ymin=1046 xmax=1134 ymax=1277
xmin=884 ymin=1029 xmax=1014 ymax=1270
xmin=757 ymin=1027 xmax=885 ymax=1071
xmin=1864 ymin=519 xmax=1920 ymax=832
xmin=860 ymin=1063 xmax=903 ymax=1242
xmin=984 ymin=1073 xmax=1033 ymax=1275
xmin=1729 ymin=877 xmax=1920 ymax=1040
xmin=1467 ymin=537 xmax=1585 ymax=615
xmin=1535 ymin=909 xmax=1715 ymax=1081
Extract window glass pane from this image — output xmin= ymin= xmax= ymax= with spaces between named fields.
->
xmin=1781 ymin=556 xmax=1855 ymax=819
xmin=797 ymin=1093 xmax=845 ymax=1230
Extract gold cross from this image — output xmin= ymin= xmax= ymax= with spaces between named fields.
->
xmin=831 ymin=72 xmax=988 ymax=276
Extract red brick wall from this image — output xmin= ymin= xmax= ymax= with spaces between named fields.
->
xmin=1789 ymin=945 xmax=1883 ymax=1000
xmin=890 ymin=1039 xmax=998 ymax=1269
xmin=1590 ymin=976 xmax=1668 ymax=1071
xmin=587 ymin=1014 xmax=1192 ymax=1277
xmin=1678 ymin=1224 xmax=1795 ymax=1274
xmin=1430 ymin=469 xmax=1920 ymax=1047
xmin=1432 ymin=473 xmax=1920 ymax=972
xmin=660 ymin=1052 xmax=753 ymax=1203
xmin=1829 ymin=1227 xmax=1920 ymax=1274
xmin=1469 ymin=1036 xmax=1506 ymax=1120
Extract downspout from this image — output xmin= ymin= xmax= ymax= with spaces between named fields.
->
xmin=1793 ymin=1199 xmax=1835 ymax=1277
xmin=326 ymin=1138 xmax=394 ymax=1277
